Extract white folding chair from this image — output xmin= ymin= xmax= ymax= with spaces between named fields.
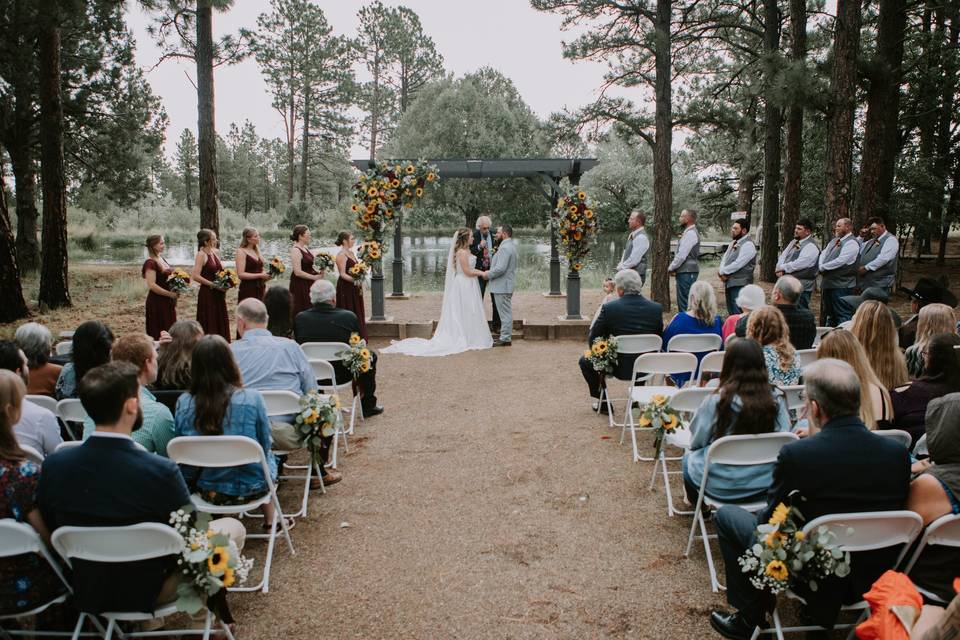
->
xmin=310 ymin=358 xmax=360 ymax=439
xmin=0 ymin=519 xmax=90 ymax=638
xmin=695 ymin=351 xmax=724 ymax=386
xmin=903 ymin=513 xmax=960 ymax=604
xmin=597 ymin=334 xmax=662 ymax=428
xmin=54 ymin=440 xmax=147 ymax=453
xmin=667 ymin=333 xmax=723 ymax=355
xmin=779 ymin=385 xmax=805 ymax=412
xmin=796 ymin=349 xmax=818 ymax=368
xmin=302 ymin=341 xmax=363 ymax=432
xmin=753 ymin=511 xmax=924 ymax=639
xmin=166 ymin=436 xmax=295 ymax=594
xmin=54 ymin=341 xmax=72 ymax=356
xmin=56 ymin=399 xmax=87 ymax=441
xmin=52 ymin=523 xmax=234 ymax=640
xmin=724 ymin=332 xmax=738 ymax=347
xmin=58 ymin=330 xmax=74 ymax=340
xmin=875 ymin=429 xmax=912 ymax=450
xmin=26 ymin=394 xmax=58 ymax=414
xmin=684 ymin=432 xmax=799 ymax=592
xmin=20 ymin=444 xmax=44 ymax=465
xmin=260 ymin=389 xmax=324 ymax=519
xmin=650 ymin=387 xmax=715 ymax=517
xmin=813 ymin=326 xmax=832 ymax=347
xmin=622 ymin=353 xmax=698 ymax=463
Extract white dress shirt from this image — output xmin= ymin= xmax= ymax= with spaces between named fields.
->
xmin=14 ymin=400 xmax=63 ymax=457
xmin=718 ymin=237 xmax=757 ymax=275
xmin=616 ymin=228 xmax=650 ymax=271
xmin=819 ymin=233 xmax=859 ymax=270
xmin=862 ymin=231 xmax=900 ymax=271
xmin=776 ymin=239 xmax=820 ymax=273
xmin=668 ymin=225 xmax=699 ymax=271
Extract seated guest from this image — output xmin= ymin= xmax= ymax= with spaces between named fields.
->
xmin=907 ymin=392 xmax=960 ymax=605
xmin=578 ymin=269 xmax=663 ymax=413
xmin=80 ymin=334 xmax=175 ymax=458
xmin=710 ymin=359 xmax=910 ymax=639
xmin=264 ymin=286 xmax=294 ymax=339
xmin=37 ymin=362 xmax=243 ymax=614
xmin=55 ymin=320 xmax=113 ymax=400
xmin=816 ymin=330 xmax=891 ymax=429
xmin=662 ymin=280 xmax=722 ymax=387
xmin=682 ymin=339 xmax=791 ymax=505
xmin=0 ymin=341 xmax=62 ymax=456
xmin=294 ymin=280 xmax=384 ymax=418
xmin=232 ymin=298 xmax=341 ymax=486
xmin=851 ymin=300 xmax=909 ymax=390
xmin=837 ymin=287 xmax=902 ymax=330
xmin=174 ymin=336 xmax=288 ymax=529
xmin=760 ymin=276 xmax=816 ymax=349
xmin=14 ymin=322 xmax=62 ymax=397
xmin=724 ymin=284 xmax=764 ymax=341
xmin=898 ymin=277 xmax=958 ymax=349
xmin=0 ymin=369 xmax=67 ymax=616
xmin=746 ymin=306 xmax=802 ymax=386
xmin=155 ymin=320 xmax=203 ymax=391
xmin=891 ymin=333 xmax=960 ymax=446
xmin=904 ymin=303 xmax=957 ymax=379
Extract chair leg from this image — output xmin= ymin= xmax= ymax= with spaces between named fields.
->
xmin=71 ymin=613 xmax=87 ymax=640
xmin=201 ymin=609 xmax=213 ymax=640
xmin=314 ymin=461 xmax=325 ymax=495
xmin=684 ymin=506 xmax=701 ymax=557
xmin=275 ymin=494 xmax=296 ymax=556
xmin=648 ymin=452 xmax=661 ymax=490
xmin=699 ymin=512 xmax=722 ymax=592
xmin=772 ymin=607 xmax=786 ymax=640
xmin=103 ymin=618 xmax=116 ymax=640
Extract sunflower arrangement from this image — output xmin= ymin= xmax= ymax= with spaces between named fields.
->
xmin=357 ymin=240 xmax=382 ymax=264
xmin=294 ymin=391 xmax=342 ymax=467
xmin=168 ymin=504 xmax=253 ymax=614
xmin=267 ymin=256 xmax=286 ymax=279
xmin=314 ymin=252 xmax=335 ymax=273
xmin=738 ymin=500 xmax=851 ymax=595
xmin=583 ymin=336 xmax=619 ymax=375
xmin=348 ymin=261 xmax=370 ymax=287
xmin=168 ymin=268 xmax=191 ymax=294
xmin=351 ymin=160 xmax=439 ymax=266
xmin=635 ymin=394 xmax=682 ymax=459
xmin=212 ymin=268 xmax=239 ymax=290
xmin=553 ymin=188 xmax=599 ymax=272
xmin=337 ymin=333 xmax=372 ymax=379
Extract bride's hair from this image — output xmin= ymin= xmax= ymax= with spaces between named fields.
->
xmin=453 ymin=227 xmax=472 ymax=253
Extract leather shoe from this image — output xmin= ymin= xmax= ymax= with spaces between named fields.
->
xmin=591 ymin=401 xmax=610 ymax=415
xmin=363 ymin=405 xmax=384 ymax=417
xmin=493 ymin=340 xmax=512 ymax=347
xmin=709 ymin=611 xmax=760 ymax=640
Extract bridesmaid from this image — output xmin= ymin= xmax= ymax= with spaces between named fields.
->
xmin=334 ymin=231 xmax=368 ymax=340
xmin=236 ymin=227 xmax=269 ymax=302
xmin=142 ymin=234 xmax=178 ymax=340
xmin=289 ymin=224 xmax=325 ymax=317
xmin=191 ymin=228 xmax=231 ymax=341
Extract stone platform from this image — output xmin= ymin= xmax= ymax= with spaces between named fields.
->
xmin=366 ymin=317 xmax=591 ymax=341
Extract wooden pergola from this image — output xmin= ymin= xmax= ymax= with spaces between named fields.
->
xmin=350 ymin=158 xmax=600 ymax=322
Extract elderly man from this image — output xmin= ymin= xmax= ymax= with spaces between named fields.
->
xmin=709 ymin=359 xmax=910 ymax=639
xmin=615 ymin=209 xmax=650 ymax=286
xmin=14 ymin=322 xmax=62 ymax=397
xmin=294 ymin=280 xmax=383 ymax=418
xmin=471 ymin=214 xmax=500 ymax=333
xmin=775 ymin=218 xmax=820 ymax=310
xmin=0 ymin=340 xmax=62 ymax=456
xmin=668 ymin=208 xmax=701 ymax=312
xmin=736 ymin=276 xmax=816 ymax=349
xmin=718 ymin=219 xmax=757 ymax=316
xmin=579 ymin=270 xmax=663 ymax=414
xmin=818 ymin=217 xmax=860 ymax=326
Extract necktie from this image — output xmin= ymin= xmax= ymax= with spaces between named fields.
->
xmin=835 ymin=239 xmax=841 ymax=249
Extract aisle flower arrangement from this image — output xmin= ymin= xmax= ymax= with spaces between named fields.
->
xmin=168 ymin=268 xmax=191 ymax=293
xmin=267 ymin=256 xmax=286 ymax=279
xmin=553 ymin=188 xmax=599 ymax=272
xmin=294 ymin=391 xmax=341 ymax=467
xmin=635 ymin=394 xmax=681 ymax=459
xmin=584 ymin=336 xmax=618 ymax=375
xmin=357 ymin=240 xmax=382 ymax=264
xmin=338 ymin=333 xmax=372 ymax=378
xmin=212 ymin=268 xmax=239 ymax=290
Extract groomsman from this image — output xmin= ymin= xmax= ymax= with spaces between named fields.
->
xmin=717 ymin=219 xmax=757 ymax=316
xmin=775 ymin=218 xmax=821 ymax=310
xmin=667 ymin=209 xmax=700 ymax=312
xmin=470 ymin=215 xmax=500 ymax=333
xmin=615 ymin=209 xmax=649 ymax=285
xmin=857 ymin=216 xmax=899 ymax=293
xmin=818 ymin=217 xmax=860 ymax=326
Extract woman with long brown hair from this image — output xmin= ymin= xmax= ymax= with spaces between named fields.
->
xmin=142 ymin=234 xmax=178 ymax=340
xmin=236 ymin=227 xmax=270 ymax=303
xmin=904 ymin=303 xmax=958 ymax=378
xmin=173 ymin=336 xmax=288 ymax=528
xmin=746 ymin=305 xmax=801 ymax=386
xmin=289 ymin=225 xmax=325 ymax=318
xmin=850 ymin=300 xmax=909 ymax=389
xmin=191 ymin=228 xmax=230 ymax=341
xmin=155 ymin=320 xmax=204 ymax=391
xmin=334 ymin=230 xmax=368 ymax=340
xmin=816 ymin=329 xmax=892 ymax=429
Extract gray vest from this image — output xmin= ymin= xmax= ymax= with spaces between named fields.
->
xmin=819 ymin=235 xmax=860 ymax=290
xmin=676 ymin=226 xmax=700 ymax=274
xmin=721 ymin=236 xmax=756 ymax=287
xmin=857 ymin=233 xmax=897 ymax=290
xmin=621 ymin=229 xmax=648 ymax=276
xmin=787 ymin=236 xmax=821 ymax=292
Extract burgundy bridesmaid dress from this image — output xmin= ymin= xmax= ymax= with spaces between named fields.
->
xmin=196 ymin=252 xmax=230 ymax=341
xmin=143 ymin=258 xmax=177 ymax=340
xmin=289 ymin=246 xmax=317 ymax=318
xmin=336 ymin=254 xmax=368 ymax=340
xmin=237 ymin=252 xmax=266 ymax=302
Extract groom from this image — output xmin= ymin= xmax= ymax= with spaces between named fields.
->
xmin=483 ymin=224 xmax=518 ymax=347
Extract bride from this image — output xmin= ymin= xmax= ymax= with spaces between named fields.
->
xmin=382 ymin=227 xmax=494 ymax=356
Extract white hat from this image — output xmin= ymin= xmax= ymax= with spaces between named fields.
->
xmin=735 ymin=284 xmax=766 ymax=311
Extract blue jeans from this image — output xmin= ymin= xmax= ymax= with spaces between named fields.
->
xmin=675 ymin=272 xmax=697 ymax=312
xmin=822 ymin=287 xmax=852 ymax=327
xmin=725 ymin=285 xmax=743 ymax=317
xmin=798 ymin=290 xmax=812 ymax=310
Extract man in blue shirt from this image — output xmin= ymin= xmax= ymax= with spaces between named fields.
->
xmin=233 ymin=298 xmax=341 ymax=485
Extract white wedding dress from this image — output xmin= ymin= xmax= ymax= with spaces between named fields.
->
xmin=382 ymin=239 xmax=493 ymax=357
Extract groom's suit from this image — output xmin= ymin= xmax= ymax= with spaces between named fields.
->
xmin=487 ymin=237 xmax=518 ymax=344
xmin=471 ymin=228 xmax=500 ymax=331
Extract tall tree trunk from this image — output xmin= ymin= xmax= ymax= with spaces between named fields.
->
xmin=183 ymin=165 xmax=193 ymax=210
xmin=196 ymin=0 xmax=219 ymax=233
xmin=935 ymin=16 xmax=958 ymax=264
xmin=37 ymin=0 xmax=70 ymax=310
xmin=369 ymin=56 xmax=380 ymax=162
xmin=737 ymin=167 xmax=757 ymax=216
xmin=286 ymin=91 xmax=295 ymax=203
xmin=822 ymin=0 xmax=863 ymax=230
xmin=760 ymin=0 xmax=782 ymax=282
xmin=780 ymin=0 xmax=806 ymax=246
xmin=914 ymin=6 xmax=937 ymax=257
xmin=300 ymin=88 xmax=310 ymax=205
xmin=0 ymin=151 xmax=29 ymax=322
xmin=9 ymin=132 xmax=40 ymax=273
xmin=650 ymin=0 xmax=673 ymax=310
xmin=855 ymin=0 xmax=907 ymax=228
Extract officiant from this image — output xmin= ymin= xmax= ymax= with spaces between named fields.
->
xmin=615 ymin=210 xmax=649 ymax=287
xmin=471 ymin=215 xmax=500 ymax=334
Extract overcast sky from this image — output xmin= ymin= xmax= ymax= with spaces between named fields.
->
xmin=126 ymin=1 xmax=624 ymax=159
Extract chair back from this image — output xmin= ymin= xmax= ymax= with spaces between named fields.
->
xmin=903 ymin=514 xmax=960 ymax=576
xmin=0 ymin=519 xmax=70 ymax=590
xmin=52 ymin=523 xmax=183 ymax=568
xmin=20 ymin=444 xmax=44 ymax=464
xmin=802 ymin=511 xmax=923 ymax=561
xmin=57 ymin=398 xmax=88 ymax=423
xmin=670 ymin=388 xmax=715 ymax=414
xmin=667 ymin=333 xmax=722 ymax=354
xmin=875 ymin=429 xmax=912 ymax=450
xmin=613 ymin=334 xmax=662 ymax=355
xmin=633 ymin=352 xmax=699 ymax=377
xmin=152 ymin=390 xmax=185 ymax=414
xmin=300 ymin=342 xmax=349 ymax=362
xmin=167 ymin=435 xmax=268 ymax=468
xmin=724 ymin=333 xmax=738 ymax=347
xmin=704 ymin=378 xmax=720 ymax=388
xmin=696 ymin=351 xmax=725 ymax=385
xmin=26 ymin=394 xmax=58 ymax=414
xmin=705 ymin=432 xmax=799 ymax=467
xmin=796 ymin=349 xmax=818 ymax=368
xmin=779 ymin=385 xmax=805 ymax=411
xmin=54 ymin=341 xmax=72 ymax=356
xmin=55 ymin=441 xmax=82 ymax=452
xmin=260 ymin=390 xmax=302 ymax=418
xmin=813 ymin=326 xmax=832 ymax=346
xmin=310 ymin=359 xmax=338 ymax=385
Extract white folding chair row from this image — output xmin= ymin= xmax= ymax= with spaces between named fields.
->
xmin=166 ymin=436 xmax=295 ymax=594
xmin=650 ymin=387 xmax=715 ymax=517
xmin=796 ymin=349 xmax=818 ymax=369
xmin=685 ymin=432 xmax=799 ymax=592
xmin=56 ymin=399 xmax=88 ymax=441
xmin=752 ymin=511 xmax=924 ymax=640
xmin=598 ymin=334 xmax=662 ymax=429
xmin=666 ymin=333 xmax=723 ymax=354
xmin=301 ymin=341 xmax=363 ymax=434
xmin=26 ymin=394 xmax=58 ymax=414
xmin=54 ymin=341 xmax=72 ymax=356
xmin=695 ymin=351 xmax=724 ymax=386
xmin=260 ymin=389 xmax=325 ymax=519
xmin=310 ymin=358 xmax=358 ymax=445
xmin=52 ymin=523 xmax=233 ymax=640
xmin=903 ymin=513 xmax=960 ymax=603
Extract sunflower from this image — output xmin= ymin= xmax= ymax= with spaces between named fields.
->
xmin=585 ymin=209 xmax=594 ymax=218
xmin=764 ymin=560 xmax=789 ymax=581
xmin=350 ymin=203 xmax=360 ymax=212
xmin=764 ymin=530 xmax=786 ymax=548
xmin=362 ymin=213 xmax=373 ymax=223
xmin=386 ymin=191 xmax=397 ymax=201
xmin=404 ymin=202 xmax=413 ymax=209
xmin=415 ymin=187 xmax=424 ymax=197
xmin=405 ymin=164 xmax=415 ymax=174
xmin=573 ymin=231 xmax=583 ymax=241
xmin=360 ymin=360 xmax=371 ymax=373
xmin=391 ymin=179 xmax=400 ymax=188
xmin=222 ymin=566 xmax=236 ymax=588
xmin=794 ymin=530 xmax=806 ymax=541
xmin=584 ymin=350 xmax=592 ymax=359
xmin=366 ymin=186 xmax=378 ymax=197
xmin=360 ymin=348 xmax=371 ymax=359
xmin=369 ymin=250 xmax=381 ymax=259
xmin=573 ymin=262 xmax=583 ymax=271
xmin=663 ymin=413 xmax=679 ymax=431
xmin=208 ymin=547 xmax=230 ymax=575
xmin=349 ymin=333 xmax=362 ymax=345
xmin=769 ymin=503 xmax=790 ymax=526
xmin=568 ymin=205 xmax=578 ymax=214
xmin=651 ymin=394 xmax=667 ymax=406
xmin=638 ymin=414 xmax=652 ymax=427
xmin=577 ymin=191 xmax=586 ymax=201
xmin=426 ymin=172 xmax=436 ymax=182
xmin=365 ymin=204 xmax=377 ymax=214
xmin=595 ymin=340 xmax=608 ymax=353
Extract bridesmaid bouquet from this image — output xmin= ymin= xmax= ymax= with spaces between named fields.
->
xmin=213 ymin=268 xmax=239 ymax=290
xmin=168 ymin=268 xmax=191 ymax=294
xmin=267 ymin=256 xmax=286 ymax=279
xmin=348 ymin=261 xmax=370 ymax=287
xmin=314 ymin=252 xmax=335 ymax=272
